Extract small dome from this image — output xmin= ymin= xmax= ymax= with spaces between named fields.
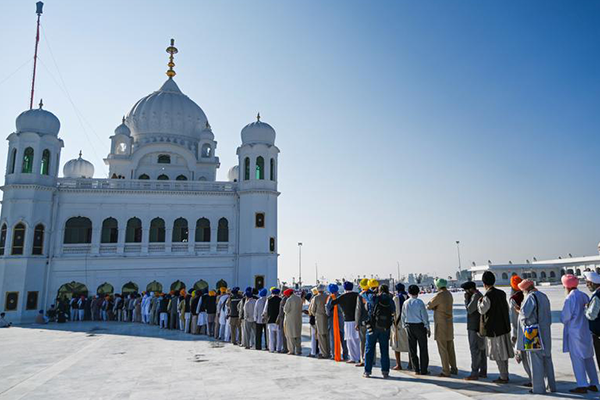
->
xmin=15 ymin=102 xmax=60 ymax=136
xmin=199 ymin=121 xmax=214 ymax=140
xmin=227 ymin=165 xmax=239 ymax=182
xmin=241 ymin=114 xmax=276 ymax=145
xmin=63 ymin=152 xmax=95 ymax=178
xmin=114 ymin=117 xmax=131 ymax=136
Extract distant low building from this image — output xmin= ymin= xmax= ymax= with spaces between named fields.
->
xmin=470 ymin=243 xmax=600 ymax=285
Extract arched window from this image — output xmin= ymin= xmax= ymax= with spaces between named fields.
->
xmin=540 ymin=271 xmax=547 ymax=279
xmin=176 ymin=175 xmax=188 ymax=181
xmin=146 ymin=281 xmax=163 ymax=293
xmin=149 ymin=218 xmax=165 ymax=242
xmin=0 ymin=224 xmax=6 ymax=255
xmin=40 ymin=149 xmax=50 ymax=175
xmin=63 ymin=217 xmax=92 ymax=244
xmin=97 ymin=282 xmax=114 ymax=296
xmin=157 ymin=154 xmax=171 ymax=164
xmin=531 ymin=271 xmax=537 ymax=278
xmin=575 ymin=269 xmax=581 ymax=277
xmin=138 ymin=174 xmax=150 ymax=180
xmin=9 ymin=148 xmax=17 ymax=174
xmin=22 ymin=147 xmax=34 ymax=173
xmin=157 ymin=174 xmax=169 ymax=180
xmin=201 ymin=144 xmax=212 ymax=158
xmin=101 ymin=218 xmax=118 ymax=243
xmin=256 ymin=156 xmax=265 ymax=180
xmin=244 ymin=157 xmax=250 ymax=181
xmin=32 ymin=224 xmax=44 ymax=255
xmin=194 ymin=279 xmax=208 ymax=292
xmin=216 ymin=279 xmax=227 ymax=289
xmin=170 ymin=280 xmax=186 ymax=292
xmin=172 ymin=218 xmax=188 ymax=242
xmin=501 ymin=272 xmax=508 ymax=280
xmin=57 ymin=281 xmax=88 ymax=301
xmin=217 ymin=218 xmax=229 ymax=242
xmin=125 ymin=217 xmax=142 ymax=243
xmin=270 ymin=158 xmax=275 ymax=181
xmin=122 ymin=281 xmax=139 ymax=295
xmin=195 ymin=218 xmax=210 ymax=242
xmin=198 ymin=176 xmax=207 ymax=181
xmin=550 ymin=271 xmax=556 ymax=278
xmin=11 ymin=223 xmax=26 ymax=255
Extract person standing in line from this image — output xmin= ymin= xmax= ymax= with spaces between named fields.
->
xmin=227 ymin=287 xmax=243 ymax=345
xmin=363 ymin=282 xmax=395 ymax=378
xmin=180 ymin=290 xmax=190 ymax=332
xmin=461 ymin=281 xmax=487 ymax=381
xmin=217 ymin=287 xmax=230 ymax=340
xmin=283 ymin=288 xmax=303 ymax=355
xmin=332 ymin=281 xmax=361 ymax=363
xmin=70 ymin=295 xmax=78 ymax=321
xmin=254 ymin=288 xmax=269 ymax=350
xmin=204 ymin=290 xmax=217 ymax=336
xmin=307 ymin=288 xmax=320 ymax=358
xmin=243 ymin=288 xmax=257 ymax=349
xmin=141 ymin=292 xmax=151 ymax=324
xmin=518 ymin=280 xmax=556 ymax=394
xmin=402 ymin=284 xmax=430 ymax=376
xmin=584 ymin=271 xmax=600 ymax=370
xmin=427 ymin=278 xmax=457 ymax=377
xmin=91 ymin=295 xmax=100 ymax=321
xmin=158 ymin=294 xmax=169 ymax=329
xmin=167 ymin=292 xmax=178 ymax=329
xmin=190 ymin=291 xmax=200 ymax=334
xmin=355 ymin=278 xmax=372 ymax=367
xmin=127 ymin=294 xmax=135 ymax=322
xmin=561 ymin=274 xmax=599 ymax=394
xmin=263 ymin=287 xmax=283 ymax=353
xmin=277 ymin=289 xmax=289 ymax=354
xmin=326 ymin=283 xmax=348 ymax=361
xmin=391 ymin=283 xmax=410 ymax=371
xmin=309 ymin=284 xmax=330 ymax=359
xmin=477 ymin=271 xmax=514 ymax=384
xmin=77 ymin=295 xmax=86 ymax=322
xmin=509 ymin=275 xmax=532 ymax=386
xmin=196 ymin=289 xmax=208 ymax=335
xmin=151 ymin=293 xmax=160 ymax=325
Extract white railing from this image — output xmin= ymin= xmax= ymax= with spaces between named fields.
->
xmin=63 ymin=244 xmax=91 ymax=254
xmin=194 ymin=243 xmax=210 ymax=252
xmin=171 ymin=243 xmax=188 ymax=253
xmin=217 ymin=244 xmax=229 ymax=252
xmin=58 ymin=178 xmax=236 ymax=193
xmin=124 ymin=244 xmax=142 ymax=253
xmin=99 ymin=245 xmax=117 ymax=254
xmin=148 ymin=244 xmax=165 ymax=253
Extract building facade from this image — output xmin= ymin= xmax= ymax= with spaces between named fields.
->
xmin=0 ymin=42 xmax=280 ymax=323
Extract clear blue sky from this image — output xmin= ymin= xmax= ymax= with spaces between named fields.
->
xmin=1 ymin=0 xmax=599 ymax=283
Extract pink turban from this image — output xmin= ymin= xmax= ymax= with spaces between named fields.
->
xmin=518 ymin=279 xmax=534 ymax=291
xmin=561 ymin=274 xmax=578 ymax=289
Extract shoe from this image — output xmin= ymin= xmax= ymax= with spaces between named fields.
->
xmin=392 ymin=365 xmax=402 ymax=371
xmin=588 ymin=385 xmax=599 ymax=392
xmin=382 ymin=372 xmax=389 ymax=379
xmin=438 ymin=373 xmax=451 ymax=378
xmin=451 ymin=369 xmax=458 ymax=375
xmin=346 ymin=360 xmax=356 ymax=364
xmin=493 ymin=378 xmax=509 ymax=384
xmin=464 ymin=376 xmax=478 ymax=381
xmin=478 ymin=373 xmax=487 ymax=379
xmin=363 ymin=372 xmax=371 ymax=378
xmin=355 ymin=362 xmax=365 ymax=367
xmin=570 ymin=387 xmax=588 ymax=394
xmin=417 ymin=371 xmax=429 ymax=376
xmin=523 ymin=382 xmax=532 ymax=388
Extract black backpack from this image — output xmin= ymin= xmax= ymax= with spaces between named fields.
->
xmin=371 ymin=295 xmax=393 ymax=330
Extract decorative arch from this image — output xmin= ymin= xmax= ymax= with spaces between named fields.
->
xmin=176 ymin=175 xmax=188 ymax=181
xmin=244 ymin=157 xmax=250 ymax=180
xmin=217 ymin=218 xmax=229 ymax=242
xmin=11 ymin=222 xmax=26 ymax=255
xmin=157 ymin=174 xmax=169 ymax=181
xmin=540 ymin=271 xmax=547 ymax=279
xmin=193 ymin=279 xmax=209 ymax=292
xmin=195 ymin=218 xmax=210 ymax=242
xmin=32 ymin=223 xmax=45 ymax=255
xmin=201 ymin=143 xmax=212 ymax=158
xmin=64 ymin=217 xmax=92 ymax=244
xmin=57 ymin=281 xmax=88 ymax=300
xmin=550 ymin=271 xmax=556 ymax=278
xmin=146 ymin=281 xmax=163 ymax=293
xmin=125 ymin=217 xmax=142 ymax=243
xmin=149 ymin=218 xmax=165 ymax=242
xmin=41 ymin=149 xmax=50 ymax=175
xmin=531 ymin=271 xmax=537 ymax=278
xmin=172 ymin=218 xmax=188 ymax=242
xmin=22 ymin=147 xmax=34 ymax=173
xmin=138 ymin=174 xmax=150 ymax=180
xmin=101 ymin=218 xmax=118 ymax=243
xmin=216 ymin=279 xmax=228 ymax=289
xmin=97 ymin=282 xmax=114 ymax=295
xmin=122 ymin=281 xmax=139 ymax=295
xmin=501 ymin=272 xmax=508 ymax=280
xmin=157 ymin=154 xmax=171 ymax=164
xmin=170 ymin=280 xmax=186 ymax=293
xmin=256 ymin=156 xmax=265 ymax=180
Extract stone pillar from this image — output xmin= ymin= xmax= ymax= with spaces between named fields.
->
xmin=117 ymin=227 xmax=126 ymax=254
xmin=141 ymin=228 xmax=149 ymax=254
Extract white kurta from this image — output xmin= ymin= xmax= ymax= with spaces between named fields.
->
xmin=561 ymin=289 xmax=594 ymax=359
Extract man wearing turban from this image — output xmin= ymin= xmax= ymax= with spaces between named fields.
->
xmin=217 ymin=286 xmax=230 ymax=341
xmin=477 ymin=271 xmax=514 ymax=383
xmin=283 ymin=289 xmax=303 ymax=355
xmin=263 ymin=287 xmax=283 ymax=353
xmin=427 ymin=278 xmax=457 ymax=377
xmin=326 ymin=283 xmax=348 ymax=361
xmin=517 ymin=280 xmax=556 ymax=394
xmin=254 ymin=288 xmax=269 ymax=350
xmin=307 ymin=287 xmax=320 ymax=358
xmin=584 ymin=271 xmax=600 ymax=371
xmin=562 ymin=274 xmax=599 ymax=394
xmin=460 ymin=281 xmax=486 ymax=380
xmin=391 ymin=283 xmax=410 ymax=371
xmin=226 ymin=287 xmax=243 ymax=345
xmin=508 ymin=275 xmax=532 ymax=385
xmin=331 ymin=281 xmax=361 ymax=363
xmin=308 ymin=285 xmax=330 ymax=358
xmin=355 ymin=279 xmax=373 ymax=366
xmin=242 ymin=288 xmax=258 ymax=349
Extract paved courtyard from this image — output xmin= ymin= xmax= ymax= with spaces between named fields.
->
xmin=0 ymin=286 xmax=598 ymax=399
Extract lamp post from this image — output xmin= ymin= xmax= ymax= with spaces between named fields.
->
xmin=298 ymin=242 xmax=303 ymax=288
xmin=456 ymin=240 xmax=462 ymax=275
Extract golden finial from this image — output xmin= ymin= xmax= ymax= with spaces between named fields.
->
xmin=256 ymin=112 xmax=261 ymax=122
xmin=122 ymin=116 xmax=126 ymax=124
xmin=38 ymin=99 xmax=43 ymax=109
xmin=166 ymin=38 xmax=178 ymax=78
xmin=78 ymin=150 xmax=82 ymax=158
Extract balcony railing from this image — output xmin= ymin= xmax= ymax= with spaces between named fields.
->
xmin=58 ymin=178 xmax=236 ymax=193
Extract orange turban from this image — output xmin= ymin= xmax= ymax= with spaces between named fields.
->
xmin=510 ymin=275 xmax=523 ymax=291
xmin=180 ymin=289 xmax=186 ymax=297
xmin=219 ymin=287 xmax=227 ymax=294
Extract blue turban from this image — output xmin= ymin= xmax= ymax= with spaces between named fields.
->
xmin=395 ymin=283 xmax=405 ymax=293
xmin=343 ymin=281 xmax=354 ymax=291
xmin=245 ymin=287 xmax=253 ymax=297
xmin=259 ymin=288 xmax=268 ymax=297
xmin=271 ymin=288 xmax=281 ymax=295
xmin=328 ymin=283 xmax=339 ymax=293
xmin=231 ymin=287 xmax=240 ymax=295
xmin=304 ymin=292 xmax=312 ymax=302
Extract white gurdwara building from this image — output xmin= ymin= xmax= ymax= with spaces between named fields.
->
xmin=0 ymin=41 xmax=280 ymax=323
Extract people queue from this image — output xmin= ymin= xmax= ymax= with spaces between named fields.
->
xmin=44 ymin=270 xmax=600 ymax=395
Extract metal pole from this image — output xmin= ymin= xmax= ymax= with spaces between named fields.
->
xmin=30 ymin=2 xmax=43 ymax=110
xmin=456 ymin=240 xmax=462 ymax=272
xmin=298 ymin=242 xmax=302 ymax=287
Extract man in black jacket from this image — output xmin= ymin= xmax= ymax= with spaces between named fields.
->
xmin=264 ymin=288 xmax=282 ymax=353
xmin=332 ymin=281 xmax=360 ymax=363
xmin=227 ymin=288 xmax=243 ymax=345
xmin=461 ymin=281 xmax=486 ymax=380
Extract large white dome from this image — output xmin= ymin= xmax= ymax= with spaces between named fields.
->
xmin=125 ymin=78 xmax=207 ymax=141
xmin=15 ymin=104 xmax=60 ymax=136
xmin=241 ymin=116 xmax=276 ymax=145
xmin=63 ymin=152 xmax=95 ymax=178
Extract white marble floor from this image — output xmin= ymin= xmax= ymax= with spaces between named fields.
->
xmin=0 ymin=286 xmax=597 ymax=399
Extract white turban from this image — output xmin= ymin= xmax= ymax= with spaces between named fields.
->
xmin=584 ymin=271 xmax=600 ymax=284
